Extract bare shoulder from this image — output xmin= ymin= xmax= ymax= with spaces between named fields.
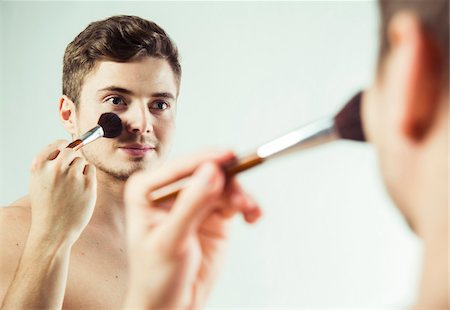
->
xmin=0 ymin=196 xmax=32 ymax=241
xmin=0 ymin=196 xmax=31 ymax=302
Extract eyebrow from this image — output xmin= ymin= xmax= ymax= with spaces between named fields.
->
xmin=152 ymin=92 xmax=176 ymax=100
xmin=98 ymin=86 xmax=175 ymax=100
xmin=98 ymin=86 xmax=133 ymax=95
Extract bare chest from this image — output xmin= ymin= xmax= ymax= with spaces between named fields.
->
xmin=63 ymin=234 xmax=128 ymax=309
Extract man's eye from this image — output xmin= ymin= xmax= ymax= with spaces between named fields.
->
xmin=106 ymin=96 xmax=126 ymax=106
xmin=151 ymin=101 xmax=169 ymax=110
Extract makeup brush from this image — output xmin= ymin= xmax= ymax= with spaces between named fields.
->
xmin=66 ymin=113 xmax=122 ymax=150
xmin=150 ymin=91 xmax=366 ymax=203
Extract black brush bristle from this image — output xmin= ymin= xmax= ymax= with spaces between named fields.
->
xmin=334 ymin=91 xmax=366 ymax=141
xmin=98 ymin=113 xmax=122 ymax=138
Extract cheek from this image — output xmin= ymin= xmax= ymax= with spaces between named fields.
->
xmin=362 ymin=88 xmax=381 ymax=145
xmin=77 ymin=106 xmax=104 ymax=134
xmin=364 ymin=85 xmax=406 ymax=204
xmin=363 ymin=87 xmax=392 ymax=179
xmin=82 ymin=136 xmax=111 ymax=155
xmin=154 ymin=116 xmax=175 ymax=141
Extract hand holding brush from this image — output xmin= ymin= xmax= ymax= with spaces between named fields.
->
xmin=149 ymin=91 xmax=365 ymax=203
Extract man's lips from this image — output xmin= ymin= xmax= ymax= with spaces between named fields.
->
xmin=118 ymin=144 xmax=156 ymax=157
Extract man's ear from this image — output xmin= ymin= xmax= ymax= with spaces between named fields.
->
xmin=387 ymin=12 xmax=443 ymax=142
xmin=59 ymin=95 xmax=78 ymax=135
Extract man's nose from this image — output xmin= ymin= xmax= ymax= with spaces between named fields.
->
xmin=125 ymin=104 xmax=154 ymax=134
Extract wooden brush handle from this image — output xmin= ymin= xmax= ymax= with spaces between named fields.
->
xmin=66 ymin=139 xmax=83 ymax=151
xmin=223 ymin=153 xmax=264 ymax=176
xmin=150 ymin=153 xmax=264 ymax=204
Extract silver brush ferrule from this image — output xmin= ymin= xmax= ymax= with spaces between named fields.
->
xmin=256 ymin=117 xmax=338 ymax=160
xmin=79 ymin=125 xmax=104 ymax=146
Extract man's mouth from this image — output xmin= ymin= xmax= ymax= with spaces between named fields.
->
xmin=118 ymin=143 xmax=156 ymax=157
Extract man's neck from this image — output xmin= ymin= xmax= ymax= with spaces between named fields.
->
xmin=415 ymin=224 xmax=449 ymax=309
xmin=89 ymin=170 xmax=127 ymax=235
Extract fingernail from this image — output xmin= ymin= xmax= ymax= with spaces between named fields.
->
xmin=231 ymin=192 xmax=245 ymax=207
xmin=246 ymin=208 xmax=261 ymax=223
xmin=220 ymin=150 xmax=236 ymax=162
xmin=48 ymin=149 xmax=61 ymax=160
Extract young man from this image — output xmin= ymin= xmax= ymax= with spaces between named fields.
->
xmin=363 ymin=0 xmax=448 ymax=308
xmin=122 ymin=0 xmax=449 ymax=308
xmin=0 ymin=16 xmax=261 ymax=309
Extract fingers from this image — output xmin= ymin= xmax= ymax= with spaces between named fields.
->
xmin=84 ymin=164 xmax=97 ymax=190
xmin=228 ymin=181 xmax=262 ymax=223
xmin=216 ymin=179 xmax=262 ymax=222
xmin=124 ymin=149 xmax=261 ymax=252
xmin=57 ymin=148 xmax=79 ymax=169
xmin=31 ymin=140 xmax=88 ymax=173
xmin=162 ymin=149 xmax=234 ymax=182
xmin=196 ymin=179 xmax=262 ymax=240
xmin=162 ymin=162 xmax=226 ymax=246
xmin=68 ymin=157 xmax=93 ymax=177
xmin=84 ymin=163 xmax=96 ymax=178
xmin=31 ymin=140 xmax=68 ymax=170
xmin=68 ymin=156 xmax=85 ymax=173
xmin=141 ymin=150 xmax=235 ymax=196
xmin=242 ymin=195 xmax=262 ymax=224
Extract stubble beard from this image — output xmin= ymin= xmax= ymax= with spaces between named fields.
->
xmin=81 ymin=148 xmax=151 ymax=182
xmin=74 ymin=126 xmax=164 ymax=182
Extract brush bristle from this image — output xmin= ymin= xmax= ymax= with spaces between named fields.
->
xmin=334 ymin=91 xmax=366 ymax=141
xmin=98 ymin=113 xmax=122 ymax=138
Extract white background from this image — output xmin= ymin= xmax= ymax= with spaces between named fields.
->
xmin=0 ymin=1 xmax=421 ymax=308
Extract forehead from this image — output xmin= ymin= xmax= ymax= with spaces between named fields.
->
xmin=80 ymin=57 xmax=178 ymax=98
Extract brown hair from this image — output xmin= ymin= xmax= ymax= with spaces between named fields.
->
xmin=378 ymin=0 xmax=448 ymax=86
xmin=63 ymin=15 xmax=181 ymax=104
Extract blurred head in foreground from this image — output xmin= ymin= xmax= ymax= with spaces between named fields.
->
xmin=363 ymin=1 xmax=448 ymax=307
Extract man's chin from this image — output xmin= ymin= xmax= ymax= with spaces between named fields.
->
xmin=96 ymin=163 xmax=148 ymax=182
xmin=82 ymin=148 xmax=161 ymax=181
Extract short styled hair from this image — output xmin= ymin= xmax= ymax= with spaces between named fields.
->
xmin=378 ymin=0 xmax=448 ymax=87
xmin=63 ymin=15 xmax=181 ymax=104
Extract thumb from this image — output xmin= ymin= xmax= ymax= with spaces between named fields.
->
xmin=162 ymin=162 xmax=225 ymax=247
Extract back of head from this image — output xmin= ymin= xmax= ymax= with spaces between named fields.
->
xmin=63 ymin=15 xmax=181 ymax=105
xmin=368 ymin=3 xmax=448 ymax=306
xmin=378 ymin=0 xmax=449 ymax=90
xmin=361 ymin=0 xmax=449 ymax=227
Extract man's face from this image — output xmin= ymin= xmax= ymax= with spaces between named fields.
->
xmin=74 ymin=57 xmax=178 ymax=181
xmin=361 ymin=15 xmax=421 ymax=223
xmin=363 ymin=72 xmax=409 ymax=209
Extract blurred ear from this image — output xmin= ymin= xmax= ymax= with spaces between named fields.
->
xmin=59 ymin=95 xmax=78 ymax=135
xmin=387 ymin=12 xmax=442 ymax=142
